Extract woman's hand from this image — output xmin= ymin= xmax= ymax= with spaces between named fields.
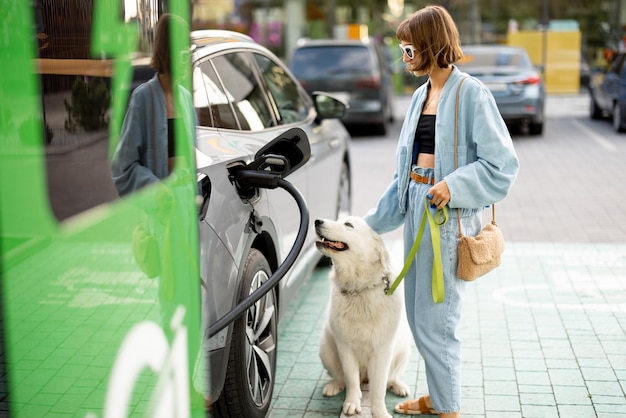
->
xmin=427 ymin=180 xmax=451 ymax=210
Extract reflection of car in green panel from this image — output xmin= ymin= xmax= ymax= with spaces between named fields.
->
xmin=0 ymin=4 xmax=351 ymax=418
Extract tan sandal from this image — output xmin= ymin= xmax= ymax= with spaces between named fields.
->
xmin=394 ymin=395 xmax=440 ymax=415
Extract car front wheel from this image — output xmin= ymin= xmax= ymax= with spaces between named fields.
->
xmin=528 ymin=121 xmax=544 ymax=136
xmin=613 ymin=102 xmax=626 ymax=132
xmin=213 ymin=249 xmax=277 ymax=418
xmin=590 ymin=94 xmax=602 ymax=120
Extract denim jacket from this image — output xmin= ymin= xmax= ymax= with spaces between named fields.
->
xmin=112 ymin=73 xmax=196 ymax=197
xmin=364 ymin=66 xmax=520 ymax=235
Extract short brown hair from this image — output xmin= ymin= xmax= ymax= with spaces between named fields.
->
xmin=396 ymin=5 xmax=463 ymax=73
xmin=151 ymin=14 xmax=171 ymax=74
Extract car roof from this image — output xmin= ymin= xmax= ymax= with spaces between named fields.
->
xmin=189 ymin=29 xmax=275 ymax=62
xmin=458 ymin=45 xmax=532 ymax=68
xmin=190 ymin=29 xmax=254 ymax=51
xmin=462 ymin=45 xmax=527 ymax=54
xmin=294 ymin=38 xmax=375 ymax=48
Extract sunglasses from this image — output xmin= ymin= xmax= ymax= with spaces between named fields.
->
xmin=399 ymin=44 xmax=417 ymax=59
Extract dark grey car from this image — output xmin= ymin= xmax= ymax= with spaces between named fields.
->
xmin=288 ymin=38 xmax=395 ymax=135
xmin=589 ymin=51 xmax=626 ymax=132
xmin=457 ymin=45 xmax=546 ymax=136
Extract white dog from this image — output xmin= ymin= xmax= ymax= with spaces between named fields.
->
xmin=315 ymin=216 xmax=412 ymax=418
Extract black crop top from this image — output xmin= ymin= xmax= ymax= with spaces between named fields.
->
xmin=167 ymin=118 xmax=176 ymax=158
xmin=412 ymin=114 xmax=436 ymax=163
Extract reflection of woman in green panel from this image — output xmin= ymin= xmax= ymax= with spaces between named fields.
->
xmin=112 ymin=13 xmax=179 ymax=195
xmin=111 ymin=13 xmax=197 ymax=332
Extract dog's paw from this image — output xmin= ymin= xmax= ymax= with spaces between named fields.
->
xmin=342 ymin=400 xmax=362 ymax=416
xmin=322 ymin=381 xmax=345 ymax=397
xmin=387 ymin=380 xmax=410 ymax=397
xmin=371 ymin=406 xmax=393 ymax=418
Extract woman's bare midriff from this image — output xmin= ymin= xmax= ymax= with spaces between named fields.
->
xmin=416 ymin=153 xmax=435 ymax=169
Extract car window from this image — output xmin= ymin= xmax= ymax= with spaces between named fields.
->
xmin=290 ymin=46 xmax=373 ymax=78
xmin=252 ymin=53 xmax=309 ymax=125
xmin=210 ymin=52 xmax=275 ymax=131
xmin=609 ymin=53 xmax=626 ymax=76
xmin=374 ymin=44 xmax=392 ymax=72
xmin=193 ymin=60 xmax=238 ymax=129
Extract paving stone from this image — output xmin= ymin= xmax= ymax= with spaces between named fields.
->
xmin=267 ymin=93 xmax=626 ymax=417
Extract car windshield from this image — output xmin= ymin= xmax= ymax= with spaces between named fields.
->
xmin=459 ymin=50 xmax=531 ymax=69
xmin=290 ymin=45 xmax=372 ymax=78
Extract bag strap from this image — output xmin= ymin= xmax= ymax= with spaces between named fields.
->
xmin=453 ymin=77 xmax=496 ymax=238
xmin=386 ymin=196 xmax=447 ymax=304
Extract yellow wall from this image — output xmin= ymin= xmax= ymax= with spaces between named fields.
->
xmin=334 ymin=24 xmax=368 ymax=40
xmin=508 ymin=31 xmax=581 ymax=94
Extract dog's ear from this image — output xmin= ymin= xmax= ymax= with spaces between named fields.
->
xmin=372 ymin=233 xmax=389 ymax=267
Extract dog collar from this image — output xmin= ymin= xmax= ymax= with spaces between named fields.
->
xmin=340 ymin=275 xmax=390 ymax=296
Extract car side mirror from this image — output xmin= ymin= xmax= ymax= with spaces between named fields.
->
xmin=229 ymin=127 xmax=311 ymax=198
xmin=312 ymin=91 xmax=348 ymax=120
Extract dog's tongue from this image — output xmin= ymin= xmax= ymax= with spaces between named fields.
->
xmin=327 ymin=240 xmax=345 ymax=250
xmin=318 ymin=237 xmax=347 ymax=251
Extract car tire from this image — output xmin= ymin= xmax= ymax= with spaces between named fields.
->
xmin=528 ymin=121 xmax=544 ymax=136
xmin=213 ymin=249 xmax=277 ymax=418
xmin=373 ymin=99 xmax=393 ymax=135
xmin=613 ymin=102 xmax=626 ymax=132
xmin=590 ymin=94 xmax=603 ymax=120
xmin=375 ymin=120 xmax=388 ymax=136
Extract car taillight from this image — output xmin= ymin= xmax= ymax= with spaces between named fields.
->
xmin=513 ymin=75 xmax=541 ymax=85
xmin=355 ymin=76 xmax=380 ymax=89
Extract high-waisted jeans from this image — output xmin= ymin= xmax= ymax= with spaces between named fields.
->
xmin=403 ymin=166 xmax=482 ymax=413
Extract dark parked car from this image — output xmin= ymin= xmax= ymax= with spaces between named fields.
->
xmin=288 ymin=38 xmax=395 ymax=135
xmin=457 ymin=45 xmax=546 ymax=135
xmin=589 ymin=51 xmax=626 ymax=132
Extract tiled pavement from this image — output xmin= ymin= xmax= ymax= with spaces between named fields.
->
xmin=269 ymin=240 xmax=626 ymax=418
xmin=267 ymin=93 xmax=626 ymax=418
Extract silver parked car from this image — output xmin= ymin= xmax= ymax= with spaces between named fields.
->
xmin=457 ymin=45 xmax=546 ymax=135
xmin=189 ymin=30 xmax=352 ymax=417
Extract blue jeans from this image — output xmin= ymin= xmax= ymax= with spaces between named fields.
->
xmin=403 ymin=167 xmax=482 ymax=413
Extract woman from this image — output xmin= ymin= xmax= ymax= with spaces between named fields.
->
xmin=363 ymin=5 xmax=519 ymax=416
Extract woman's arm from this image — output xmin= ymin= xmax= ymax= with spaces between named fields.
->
xmin=363 ymin=172 xmax=406 ymax=235
xmin=111 ymin=90 xmax=160 ymax=196
xmin=446 ymin=84 xmax=520 ymax=208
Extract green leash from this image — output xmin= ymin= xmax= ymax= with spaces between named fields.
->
xmin=385 ymin=196 xmax=448 ymax=303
